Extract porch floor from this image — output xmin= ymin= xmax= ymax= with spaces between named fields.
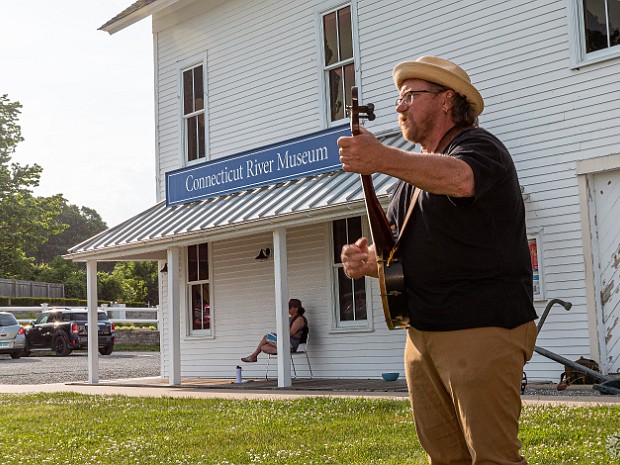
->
xmin=86 ymin=376 xmax=410 ymax=396
xmin=63 ymin=377 xmax=620 ymax=403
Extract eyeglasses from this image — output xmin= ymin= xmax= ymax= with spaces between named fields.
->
xmin=395 ymin=90 xmax=441 ymax=107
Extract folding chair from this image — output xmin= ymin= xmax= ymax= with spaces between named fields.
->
xmin=265 ymin=326 xmax=313 ymax=379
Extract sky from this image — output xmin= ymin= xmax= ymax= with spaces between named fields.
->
xmin=1 ymin=1 xmax=155 ymax=228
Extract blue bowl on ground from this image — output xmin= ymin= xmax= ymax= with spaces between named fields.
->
xmin=382 ymin=372 xmax=400 ymax=382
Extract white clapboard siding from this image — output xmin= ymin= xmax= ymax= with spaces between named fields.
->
xmin=151 ymin=0 xmax=620 ymax=381
xmin=177 ymin=233 xmax=276 ymax=377
xmin=160 ymin=221 xmax=406 ymax=379
xmin=285 ymin=223 xmax=406 ymax=379
xmin=155 ymin=0 xmax=323 ymax=182
xmin=358 ymin=0 xmax=593 ymax=380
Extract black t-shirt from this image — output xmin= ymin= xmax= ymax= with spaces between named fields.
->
xmin=386 ymin=128 xmax=537 ymax=331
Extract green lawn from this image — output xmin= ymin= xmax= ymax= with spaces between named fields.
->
xmin=0 ymin=393 xmax=617 ymax=464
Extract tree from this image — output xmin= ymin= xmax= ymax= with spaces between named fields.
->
xmin=35 ymin=201 xmax=108 ymax=263
xmin=0 ymin=95 xmax=64 ymax=278
xmin=97 ymin=271 xmax=124 ymax=303
xmin=33 ymin=257 xmax=87 ymax=299
xmin=110 ymin=261 xmax=159 ymax=305
xmin=0 ymin=95 xmax=157 ymax=306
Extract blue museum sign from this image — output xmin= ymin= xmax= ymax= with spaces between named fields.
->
xmin=166 ymin=125 xmax=349 ymax=206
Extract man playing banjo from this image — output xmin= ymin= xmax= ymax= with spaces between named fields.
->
xmin=338 ymin=56 xmax=537 ymax=465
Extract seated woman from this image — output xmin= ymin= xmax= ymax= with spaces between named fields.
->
xmin=241 ymin=298 xmax=308 ymax=363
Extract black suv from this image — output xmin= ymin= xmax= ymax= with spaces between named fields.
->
xmin=25 ymin=308 xmax=115 ymax=356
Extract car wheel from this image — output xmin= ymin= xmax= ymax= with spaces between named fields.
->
xmin=10 ymin=351 xmax=22 ymax=359
xmin=53 ymin=334 xmax=71 ymax=356
xmin=99 ymin=344 xmax=114 ymax=355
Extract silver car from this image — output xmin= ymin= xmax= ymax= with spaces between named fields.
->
xmin=0 ymin=312 xmax=27 ymax=359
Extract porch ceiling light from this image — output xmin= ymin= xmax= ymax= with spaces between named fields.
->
xmin=255 ymin=247 xmax=271 ymax=261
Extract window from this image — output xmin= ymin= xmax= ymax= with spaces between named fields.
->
xmin=332 ymin=217 xmax=368 ymax=328
xmin=321 ymin=4 xmax=356 ymax=123
xmin=567 ymin=0 xmax=620 ymax=66
xmin=583 ymin=0 xmax=620 ymax=53
xmin=182 ymin=64 xmax=206 ymax=162
xmin=0 ymin=313 xmax=18 ymax=326
xmin=187 ymin=243 xmax=211 ymax=335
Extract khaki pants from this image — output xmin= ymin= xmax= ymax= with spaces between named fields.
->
xmin=404 ymin=321 xmax=537 ymax=465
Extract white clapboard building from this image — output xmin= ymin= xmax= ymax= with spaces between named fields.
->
xmin=66 ymin=0 xmax=620 ymax=385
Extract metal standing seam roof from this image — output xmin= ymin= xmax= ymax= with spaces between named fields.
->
xmin=65 ymin=132 xmax=414 ymax=260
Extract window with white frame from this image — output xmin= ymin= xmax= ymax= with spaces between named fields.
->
xmin=187 ymin=243 xmax=211 ymax=335
xmin=182 ymin=64 xmax=206 ymax=162
xmin=332 ymin=217 xmax=368 ymax=328
xmin=567 ymin=0 xmax=620 ymax=66
xmin=321 ymin=3 xmax=356 ymax=123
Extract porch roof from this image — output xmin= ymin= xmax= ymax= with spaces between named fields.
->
xmin=65 ymin=132 xmax=413 ymax=262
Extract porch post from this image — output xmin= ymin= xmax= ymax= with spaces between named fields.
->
xmin=273 ymin=227 xmax=291 ymax=387
xmin=167 ymin=247 xmax=182 ymax=385
xmin=86 ymin=260 xmax=99 ymax=384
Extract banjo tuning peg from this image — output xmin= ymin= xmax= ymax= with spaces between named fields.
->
xmin=364 ymin=103 xmax=376 ymax=121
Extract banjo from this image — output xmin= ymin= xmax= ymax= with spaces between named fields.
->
xmin=346 ymin=86 xmax=410 ymax=330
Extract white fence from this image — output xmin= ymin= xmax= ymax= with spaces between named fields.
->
xmin=0 ymin=305 xmax=159 ymax=326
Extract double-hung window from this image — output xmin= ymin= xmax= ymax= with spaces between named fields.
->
xmin=567 ymin=0 xmax=620 ymax=66
xmin=332 ymin=217 xmax=369 ymax=329
xmin=321 ymin=3 xmax=356 ymax=124
xmin=182 ymin=63 xmax=206 ymax=162
xmin=187 ymin=243 xmax=211 ymax=335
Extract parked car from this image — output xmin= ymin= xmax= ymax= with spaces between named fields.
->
xmin=24 ymin=308 xmax=115 ymax=357
xmin=0 ymin=312 xmax=27 ymax=359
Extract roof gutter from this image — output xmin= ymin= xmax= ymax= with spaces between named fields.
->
xmin=99 ymin=0 xmax=181 ymax=35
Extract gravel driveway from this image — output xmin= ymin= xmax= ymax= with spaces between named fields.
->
xmin=0 ymin=351 xmax=161 ymax=385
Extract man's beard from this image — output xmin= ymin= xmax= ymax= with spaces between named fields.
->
xmin=400 ymin=122 xmax=421 ymax=145
xmin=399 ymin=112 xmax=439 ymax=151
